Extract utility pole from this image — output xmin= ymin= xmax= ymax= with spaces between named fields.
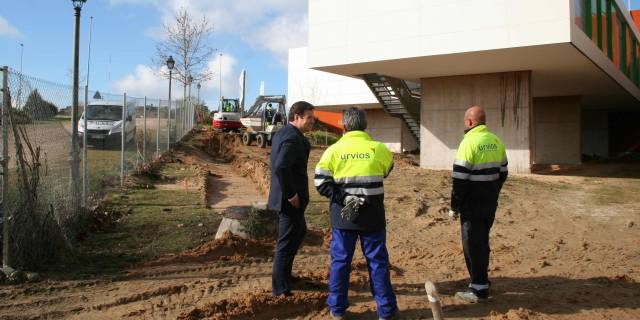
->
xmin=2 ymin=66 xmax=11 ymax=268
xmin=219 ymin=53 xmax=223 ymax=105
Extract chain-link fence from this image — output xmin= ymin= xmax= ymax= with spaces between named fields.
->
xmin=0 ymin=66 xmax=198 ymax=269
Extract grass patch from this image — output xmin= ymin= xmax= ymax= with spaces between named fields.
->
xmin=160 ymin=162 xmax=201 ymax=181
xmin=304 ymin=130 xmax=340 ymax=146
xmin=52 ymin=159 xmax=220 ymax=276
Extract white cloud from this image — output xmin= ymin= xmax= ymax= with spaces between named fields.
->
xmin=112 ymin=52 xmax=240 ymax=102
xmin=0 ymin=16 xmax=22 ymax=38
xmin=112 ymin=64 xmax=170 ymax=99
xmin=110 ymin=0 xmax=308 ymax=68
xmin=205 ymin=52 xmax=240 ymax=99
xmin=245 ymin=13 xmax=308 ymax=66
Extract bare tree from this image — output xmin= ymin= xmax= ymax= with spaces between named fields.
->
xmin=153 ymin=9 xmax=215 ymax=88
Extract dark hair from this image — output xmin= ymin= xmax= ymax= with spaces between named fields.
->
xmin=288 ymin=101 xmax=315 ymax=122
xmin=343 ymin=107 xmax=367 ymax=132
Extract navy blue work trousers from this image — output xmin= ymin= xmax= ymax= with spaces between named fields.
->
xmin=461 ymin=205 xmax=496 ymax=286
xmin=327 ymin=228 xmax=397 ymax=318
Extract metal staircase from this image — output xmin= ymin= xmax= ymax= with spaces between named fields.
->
xmin=362 ymin=73 xmax=421 ymax=144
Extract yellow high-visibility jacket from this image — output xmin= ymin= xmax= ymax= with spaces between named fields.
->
xmin=315 ymin=130 xmax=393 ymax=231
xmin=451 ymin=124 xmax=508 ymax=213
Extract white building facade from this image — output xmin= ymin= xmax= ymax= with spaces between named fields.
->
xmin=288 ymin=47 xmax=419 ymax=153
xmin=304 ymin=0 xmax=640 ymax=172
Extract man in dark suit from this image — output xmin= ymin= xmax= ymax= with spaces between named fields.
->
xmin=269 ymin=100 xmax=316 ymax=296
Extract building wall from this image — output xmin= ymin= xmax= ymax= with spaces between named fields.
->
xmin=401 ymin=123 xmax=420 ymax=152
xmin=308 ymin=0 xmax=571 ymax=69
xmin=288 ymin=47 xmax=377 ymax=107
xmin=365 ymin=109 xmax=405 ymax=153
xmin=581 ymin=110 xmax=609 ymax=158
xmin=532 ymin=96 xmax=582 ymax=164
xmin=421 ymin=71 xmax=532 ymax=173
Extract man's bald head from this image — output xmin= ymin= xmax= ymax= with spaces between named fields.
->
xmin=464 ymin=106 xmax=486 ymax=129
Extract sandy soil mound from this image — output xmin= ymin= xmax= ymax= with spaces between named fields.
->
xmin=196 ymin=131 xmax=241 ymax=162
xmin=489 ymin=308 xmax=551 ymax=320
xmin=178 ymin=291 xmax=328 ymax=320
xmin=147 ymin=232 xmax=274 ymax=266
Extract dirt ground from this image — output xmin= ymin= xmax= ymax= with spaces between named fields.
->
xmin=0 ymin=128 xmax=638 ymax=320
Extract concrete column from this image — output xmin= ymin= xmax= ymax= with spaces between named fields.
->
xmin=532 ymin=96 xmax=581 ymax=165
xmin=420 ymin=71 xmax=532 ymax=173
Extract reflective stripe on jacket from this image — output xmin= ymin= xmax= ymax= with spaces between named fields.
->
xmin=451 ymin=125 xmax=508 ymax=213
xmin=315 ymin=130 xmax=393 ymax=231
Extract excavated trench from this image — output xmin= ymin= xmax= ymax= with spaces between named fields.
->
xmin=192 ymin=131 xmax=270 ymax=210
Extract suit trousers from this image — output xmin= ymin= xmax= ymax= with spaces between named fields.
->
xmin=272 ymin=208 xmax=307 ymax=296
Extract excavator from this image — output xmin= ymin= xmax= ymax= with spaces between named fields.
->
xmin=240 ymin=95 xmax=287 ymax=148
xmin=212 ymin=70 xmax=247 ymax=132
xmin=212 ymin=97 xmax=244 ymax=132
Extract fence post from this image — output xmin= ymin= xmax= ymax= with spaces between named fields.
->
xmin=325 ymin=128 xmax=328 ymax=146
xmin=82 ymin=85 xmax=88 ymax=208
xmin=167 ymin=100 xmax=171 ymax=148
xmin=2 ymin=66 xmax=10 ymax=268
xmin=157 ymin=98 xmax=160 ymax=158
xmin=143 ymin=96 xmax=147 ymax=164
xmin=120 ymin=93 xmax=126 ymax=187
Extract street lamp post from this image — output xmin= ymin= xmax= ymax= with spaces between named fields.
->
xmin=197 ymin=82 xmax=201 ymax=104
xmin=218 ymin=53 xmax=222 ymax=107
xmin=70 ymin=0 xmax=86 ymax=212
xmin=166 ymin=56 xmax=175 ymax=147
xmin=196 ymin=82 xmax=201 ymax=125
xmin=187 ymin=75 xmax=193 ymax=133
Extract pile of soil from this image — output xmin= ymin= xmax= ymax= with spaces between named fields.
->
xmin=196 ymin=130 xmax=241 ymax=163
xmin=178 ymin=291 xmax=328 ymax=320
xmin=489 ymin=308 xmax=551 ymax=320
xmin=147 ymin=232 xmax=274 ymax=266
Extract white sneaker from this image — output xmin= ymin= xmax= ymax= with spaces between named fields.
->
xmin=455 ymin=288 xmax=488 ymax=303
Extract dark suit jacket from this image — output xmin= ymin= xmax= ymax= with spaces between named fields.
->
xmin=268 ymin=124 xmax=311 ymax=213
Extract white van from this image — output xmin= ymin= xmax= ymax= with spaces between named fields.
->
xmin=79 ymin=100 xmax=136 ymax=148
